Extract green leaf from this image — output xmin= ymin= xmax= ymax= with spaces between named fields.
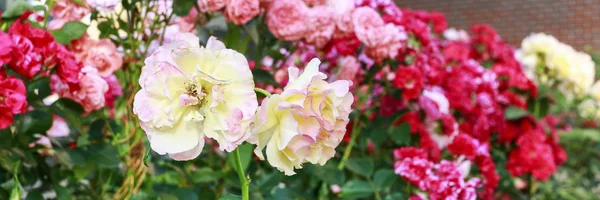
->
xmin=310 ymin=164 xmax=345 ymax=185
xmin=245 ymin=20 xmax=260 ymax=45
xmin=24 ymin=191 xmax=44 ymax=200
xmin=21 ymin=110 xmax=53 ymax=134
xmin=252 ymin=172 xmax=281 ymax=193
xmin=51 ymin=21 xmax=88 ymax=45
xmin=340 ymin=180 xmax=374 ymax=199
xmin=53 ymin=185 xmax=71 ymax=200
xmin=71 ymin=0 xmax=87 ymax=7
xmin=227 ymin=143 xmax=253 ymax=173
xmin=143 ymin=148 xmax=151 ymax=167
xmin=373 ymin=169 xmax=396 ymax=190
xmin=562 ymin=129 xmax=600 ymax=142
xmin=56 ymin=149 xmax=86 ymax=168
xmin=345 ymin=158 xmax=374 ymax=177
xmin=219 ymin=194 xmax=242 ymax=200
xmin=389 ymin=122 xmax=411 ymax=146
xmin=504 ymin=106 xmax=528 ymax=120
xmin=9 ymin=175 xmax=21 ymax=200
xmin=86 ymin=143 xmax=120 ymax=168
xmin=2 ymin=0 xmax=33 ymax=18
xmin=223 ymin=23 xmax=250 ymax=54
xmin=172 ymin=0 xmax=195 ymax=16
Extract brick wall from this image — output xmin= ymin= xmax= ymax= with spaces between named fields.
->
xmin=394 ymin=0 xmax=600 ymax=50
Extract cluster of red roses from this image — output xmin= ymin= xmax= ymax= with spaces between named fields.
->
xmin=381 ymin=8 xmax=565 ymax=200
xmin=0 ymin=12 xmax=83 ymax=129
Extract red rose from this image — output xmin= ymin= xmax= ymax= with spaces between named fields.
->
xmin=8 ymin=34 xmax=42 ymax=79
xmin=393 ymin=66 xmax=423 ymax=100
xmin=0 ymin=76 xmax=27 ymax=129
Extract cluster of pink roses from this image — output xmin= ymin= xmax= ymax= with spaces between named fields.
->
xmin=48 ymin=0 xmax=123 ymax=114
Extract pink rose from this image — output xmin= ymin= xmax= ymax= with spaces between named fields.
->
xmin=352 ymin=7 xmax=385 ymax=46
xmin=327 ymin=0 xmax=355 ymax=37
xmin=266 ymin=0 xmax=309 ymax=41
xmin=336 ymin=56 xmax=360 ymax=83
xmin=197 ymin=0 xmax=227 ymax=12
xmin=78 ymin=39 xmax=123 ymax=77
xmin=47 ymin=115 xmax=70 ymax=138
xmin=224 ymin=0 xmax=260 ymax=25
xmin=51 ymin=0 xmax=90 ymax=21
xmin=304 ymin=6 xmax=336 ymax=48
xmin=364 ymin=24 xmax=404 ymax=61
xmin=51 ymin=66 xmax=109 ymax=113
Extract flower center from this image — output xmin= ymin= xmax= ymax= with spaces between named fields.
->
xmin=179 ymin=81 xmax=207 ymax=107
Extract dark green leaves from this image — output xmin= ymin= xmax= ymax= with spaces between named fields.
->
xmin=52 ymin=22 xmax=88 ymax=45
xmin=86 ymin=142 xmax=120 ymax=169
xmin=219 ymin=194 xmax=242 ymax=200
xmin=346 ymin=158 xmax=374 ymax=177
xmin=389 ymin=122 xmax=411 ymax=146
xmin=373 ymin=169 xmax=396 ymax=190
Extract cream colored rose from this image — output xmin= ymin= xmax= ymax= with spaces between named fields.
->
xmin=249 ymin=58 xmax=353 ymax=175
xmin=133 ymin=34 xmax=258 ymax=160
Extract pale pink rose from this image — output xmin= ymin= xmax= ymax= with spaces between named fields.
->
xmin=70 ymin=35 xmax=93 ymax=55
xmin=327 ymin=0 xmax=355 ymax=37
xmin=51 ymin=66 xmax=109 ymax=113
xmin=47 ymin=115 xmax=70 ymax=138
xmin=224 ymin=0 xmax=261 ymax=25
xmin=197 ymin=0 xmax=227 ymax=12
xmin=134 ymin=35 xmax=257 ymax=160
xmin=364 ymin=24 xmax=404 ymax=61
xmin=87 ymin=0 xmax=121 ymax=12
xmin=352 ymin=7 xmax=385 ymax=46
xmin=249 ymin=59 xmax=354 ymax=175
xmin=304 ymin=6 xmax=336 ymax=48
xmin=336 ymin=56 xmax=360 ymax=83
xmin=266 ymin=0 xmax=309 ymax=41
xmin=303 ymin=0 xmax=326 ymax=6
xmin=51 ymin=0 xmax=90 ymax=21
xmin=79 ymin=39 xmax=123 ymax=77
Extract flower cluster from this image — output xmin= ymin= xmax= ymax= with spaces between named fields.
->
xmin=394 ymin=147 xmax=480 ymax=200
xmin=48 ymin=1 xmax=124 ymax=114
xmin=0 ymin=12 xmax=84 ymax=127
xmin=516 ymin=33 xmax=596 ymax=98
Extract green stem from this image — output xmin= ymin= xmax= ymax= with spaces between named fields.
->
xmin=254 ymin=88 xmax=272 ymax=97
xmin=533 ymin=99 xmax=541 ymax=119
xmin=528 ymin=175 xmax=536 ymax=197
xmin=233 ymin=148 xmax=250 ymax=200
xmin=338 ymin=116 xmax=360 ymax=170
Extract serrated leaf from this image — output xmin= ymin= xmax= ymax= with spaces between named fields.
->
xmin=373 ymin=169 xmax=396 ymax=190
xmin=504 ymin=106 xmax=528 ymax=120
xmin=346 ymin=158 xmax=374 ymax=177
xmin=389 ymin=122 xmax=411 ymax=146
xmin=340 ymin=180 xmax=374 ymax=199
